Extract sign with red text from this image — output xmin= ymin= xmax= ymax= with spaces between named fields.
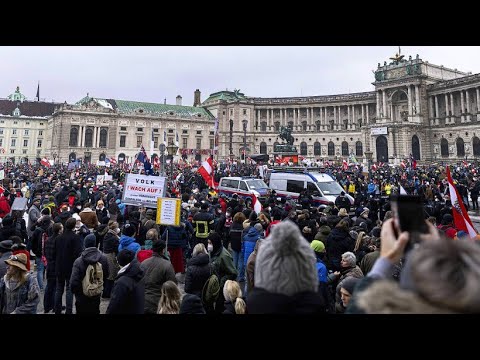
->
xmin=122 ymin=173 xmax=166 ymax=208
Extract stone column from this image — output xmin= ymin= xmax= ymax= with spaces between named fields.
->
xmin=434 ymin=96 xmax=439 ymax=120
xmin=293 ymin=108 xmax=297 ymax=127
xmin=280 ymin=108 xmax=283 ymax=127
xmin=415 ymin=85 xmax=420 ymax=115
xmin=383 ymin=91 xmax=387 ymax=119
xmin=445 ymin=93 xmax=450 ymax=123
xmin=450 ymin=93 xmax=455 ymax=121
xmin=460 ymin=91 xmax=465 ymax=122
xmin=333 ymin=106 xmax=336 ymax=129
xmin=352 ymin=105 xmax=356 ymax=129
xmin=366 ymin=104 xmax=369 ymax=123
xmin=408 ymin=85 xmax=413 ymax=116
xmin=466 ymin=89 xmax=471 ymax=122
xmin=477 ymin=87 xmax=480 ymax=112
xmin=80 ymin=126 xmax=84 ymax=147
xmin=266 ymin=108 xmax=270 ymax=127
xmin=93 ymin=127 xmax=98 ymax=147
xmin=376 ymin=91 xmax=381 ymax=118
xmin=77 ymin=126 xmax=82 ymax=147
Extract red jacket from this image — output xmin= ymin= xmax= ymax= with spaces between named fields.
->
xmin=0 ymin=196 xmax=11 ymax=219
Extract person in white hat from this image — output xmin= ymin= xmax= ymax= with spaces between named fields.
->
xmin=0 ymin=253 xmax=40 ymax=314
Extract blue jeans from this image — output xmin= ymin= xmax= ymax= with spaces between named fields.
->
xmin=232 ymin=247 xmax=245 ymax=282
xmin=55 ymin=276 xmax=73 ymax=314
xmin=35 ymin=257 xmax=45 ymax=290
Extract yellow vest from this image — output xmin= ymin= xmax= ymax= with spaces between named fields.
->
xmin=385 ymin=184 xmax=392 ymax=195
xmin=348 ymin=184 xmax=355 ymax=193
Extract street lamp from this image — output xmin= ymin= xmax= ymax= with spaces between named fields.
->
xmin=364 ymin=149 xmax=373 ymax=180
xmin=229 ymin=119 xmax=234 ymax=159
xmin=159 ymin=143 xmax=166 ymax=177
xmin=242 ymin=119 xmax=248 ymax=162
xmin=166 ymin=143 xmax=179 ymax=186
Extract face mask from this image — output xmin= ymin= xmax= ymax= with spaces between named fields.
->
xmin=116 ymin=228 xmax=121 ymax=234
xmin=207 ymin=244 xmax=213 ymax=252
xmin=76 ymin=206 xmax=81 ymax=210
xmin=226 ymin=213 xmax=231 ymax=217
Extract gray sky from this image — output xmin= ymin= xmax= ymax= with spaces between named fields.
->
xmin=1 ymin=46 xmax=479 ymax=105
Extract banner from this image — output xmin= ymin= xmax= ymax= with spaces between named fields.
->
xmin=156 ymin=197 xmax=181 ymax=226
xmin=371 ymin=127 xmax=388 ymax=135
xmin=122 ymin=173 xmax=166 ymax=208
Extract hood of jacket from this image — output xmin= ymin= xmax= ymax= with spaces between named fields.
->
xmin=116 ymin=259 xmax=144 ymax=281
xmin=81 ymin=247 xmax=102 ymax=264
xmin=119 ymin=234 xmax=136 ymax=247
xmin=187 ymin=253 xmax=210 ymax=267
xmin=244 ymin=227 xmax=260 ymax=242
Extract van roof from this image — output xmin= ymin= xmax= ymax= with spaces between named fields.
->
xmin=270 ymin=170 xmax=334 ymax=182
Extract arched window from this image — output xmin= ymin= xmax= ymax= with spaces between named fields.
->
xmin=300 ymin=142 xmax=307 ymax=155
xmin=356 ymin=141 xmax=363 ymax=156
xmin=441 ymin=138 xmax=449 ymax=157
xmin=302 ymin=121 xmax=307 ymax=132
xmin=69 ymin=152 xmax=76 ymax=162
xmin=99 ymin=153 xmax=106 ymax=161
xmin=69 ymin=127 xmax=78 ymax=147
xmin=328 ymin=141 xmax=335 ymax=156
xmin=314 ymin=141 xmax=321 ymax=156
xmin=99 ymin=128 xmax=108 ymax=147
xmin=412 ymin=135 xmax=420 ymax=160
xmin=118 ymin=153 xmax=126 ymax=163
xmin=342 ymin=141 xmax=349 ymax=156
xmin=260 ymin=142 xmax=267 ymax=154
xmin=288 ymin=121 xmax=293 ymax=129
xmin=457 ymin=137 xmax=465 ymax=157
xmin=85 ymin=128 xmax=93 ymax=147
xmin=316 ymin=121 xmax=321 ymax=131
xmin=261 ymin=122 xmax=267 ymax=132
xmin=473 ymin=137 xmax=480 ymax=156
xmin=358 ymin=118 xmax=362 ymax=128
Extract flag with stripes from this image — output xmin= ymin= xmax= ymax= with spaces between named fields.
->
xmin=252 ymin=193 xmax=262 ymax=214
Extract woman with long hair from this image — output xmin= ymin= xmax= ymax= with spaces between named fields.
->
xmin=222 ymin=280 xmax=246 ymax=314
xmin=157 ymin=281 xmax=182 ymax=314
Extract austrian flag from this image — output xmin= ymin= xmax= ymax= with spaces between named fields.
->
xmin=197 ymin=157 xmax=218 ymax=188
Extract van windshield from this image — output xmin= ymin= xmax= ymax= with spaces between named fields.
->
xmin=246 ymin=179 xmax=268 ymax=190
xmin=316 ymin=181 xmax=344 ymax=195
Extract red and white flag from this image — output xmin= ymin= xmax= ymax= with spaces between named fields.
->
xmin=252 ymin=193 xmax=262 ymax=214
xmin=197 ymin=157 xmax=218 ymax=188
xmin=40 ymin=158 xmax=50 ymax=167
xmin=0 ymin=185 xmax=4 ymax=195
xmin=446 ymin=166 xmax=477 ymax=239
xmin=342 ymin=159 xmax=348 ymax=171
xmin=400 ymin=160 xmax=406 ymax=169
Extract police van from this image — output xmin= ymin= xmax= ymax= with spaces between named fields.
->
xmin=268 ymin=168 xmax=354 ymax=206
xmin=217 ymin=176 xmax=270 ymax=206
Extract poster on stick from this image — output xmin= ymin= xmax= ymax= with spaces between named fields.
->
xmin=122 ymin=173 xmax=166 ymax=208
xmin=156 ymin=198 xmax=181 ymax=226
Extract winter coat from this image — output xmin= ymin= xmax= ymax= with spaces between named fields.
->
xmin=229 ymin=222 xmax=244 ymax=253
xmin=0 ymin=273 xmax=40 ymax=314
xmin=70 ymin=247 xmax=109 ymax=305
xmin=140 ymin=253 xmax=177 ymax=314
xmin=79 ymin=208 xmax=99 ymax=230
xmin=161 ymin=224 xmax=187 ymax=249
xmin=243 ymin=226 xmax=261 ymax=265
xmin=184 ymin=253 xmax=210 ymax=298
xmin=210 ymin=247 xmax=238 ymax=291
xmin=27 ymin=204 xmax=41 ymax=238
xmin=103 ymin=230 xmax=120 ymax=254
xmin=118 ymin=234 xmax=141 ymax=254
xmin=360 ymin=250 xmax=380 ymax=275
xmin=106 ymin=260 xmax=145 ymax=314
xmin=44 ymin=234 xmax=59 ymax=279
xmin=247 ymin=287 xmax=326 ymax=314
xmin=0 ymin=251 xmax=12 ymax=279
xmin=325 ymin=228 xmax=355 ymax=271
xmin=54 ymin=230 xmax=83 ymax=278
xmin=0 ymin=197 xmax=11 ymax=219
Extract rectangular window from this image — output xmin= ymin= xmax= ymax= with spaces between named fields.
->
xmin=0 ymin=139 xmax=3 ymax=147
xmin=23 ymin=149 xmax=27 ymax=154
xmin=120 ymin=135 xmax=126 ymax=147
xmin=243 ymin=109 xmax=247 ymax=115
xmin=0 ymin=129 xmax=3 ymax=135
xmin=23 ymin=140 xmax=28 ymax=147
xmin=210 ymin=139 xmax=214 ymax=149
xmin=40 ymin=122 xmax=44 ymax=125
xmin=12 ymin=129 xmax=17 ymax=135
xmin=24 ymin=129 xmax=29 ymax=136
xmin=11 ymin=139 xmax=16 ymax=147
xmin=209 ymin=131 xmax=214 ymax=135
xmin=38 ymin=130 xmax=43 ymax=136
xmin=120 ymin=127 xmax=127 ymax=131
xmin=137 ymin=136 xmax=142 ymax=148
xmin=223 ymin=111 xmax=226 ymax=115
xmin=154 ymin=137 xmax=158 ymax=149
xmin=153 ymin=128 xmax=159 ymax=133
xmin=0 ymin=121 xmax=4 ymax=124
xmin=182 ymin=129 xmax=188 ymax=134
xmin=13 ymin=121 xmax=18 ymax=125
xmin=286 ymin=180 xmax=304 ymax=193
xmin=196 ymin=131 xmax=202 ymax=135
xmin=137 ymin=127 xmax=143 ymax=132
xmin=10 ymin=149 xmax=14 ymax=154
xmin=182 ymin=138 xmax=187 ymax=148
xmin=26 ymin=121 xmax=30 ymax=125
xmin=230 ymin=109 xmax=233 ymax=116
xmin=168 ymin=129 xmax=174 ymax=134
xmin=37 ymin=139 xmax=42 ymax=147
xmin=196 ymin=138 xmax=201 ymax=149
xmin=168 ymin=137 xmax=173 ymax=145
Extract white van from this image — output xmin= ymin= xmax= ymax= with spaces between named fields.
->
xmin=217 ymin=176 xmax=270 ymax=206
xmin=268 ymin=169 xmax=354 ymax=206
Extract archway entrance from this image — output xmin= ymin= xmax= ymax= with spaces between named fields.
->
xmin=376 ymin=136 xmax=389 ymax=162
xmin=69 ymin=152 xmax=76 ymax=162
xmin=412 ymin=135 xmax=420 ymax=160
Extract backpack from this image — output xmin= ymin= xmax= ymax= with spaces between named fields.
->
xmin=201 ymin=264 xmax=220 ymax=309
xmin=82 ymin=262 xmax=104 ymax=297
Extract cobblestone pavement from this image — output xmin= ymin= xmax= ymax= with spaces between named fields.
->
xmin=35 ymin=270 xmax=185 ymax=314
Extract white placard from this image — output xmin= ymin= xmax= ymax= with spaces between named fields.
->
xmin=104 ymin=174 xmax=113 ymax=182
xmin=371 ymin=127 xmax=388 ymax=135
xmin=156 ymin=198 xmax=181 ymax=226
xmin=0 ymin=169 xmax=4 ymax=181
xmin=96 ymin=175 xmax=105 ymax=186
xmin=122 ymin=173 xmax=166 ymax=208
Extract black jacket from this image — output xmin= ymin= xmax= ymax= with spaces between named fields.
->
xmin=247 ymin=287 xmax=326 ymax=314
xmin=106 ymin=260 xmax=145 ymax=314
xmin=44 ymin=234 xmax=59 ymax=278
xmin=184 ymin=253 xmax=211 ymax=298
xmin=103 ymin=231 xmax=120 ymax=254
xmin=54 ymin=230 xmax=83 ymax=278
xmin=229 ymin=222 xmax=244 ymax=253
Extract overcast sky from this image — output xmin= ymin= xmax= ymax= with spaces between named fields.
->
xmin=1 ymin=46 xmax=479 ymax=106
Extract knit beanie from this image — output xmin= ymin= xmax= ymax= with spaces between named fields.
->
xmin=84 ymin=233 xmax=96 ymax=248
xmin=254 ymin=220 xmax=318 ymax=296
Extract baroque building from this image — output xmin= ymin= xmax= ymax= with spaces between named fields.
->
xmin=203 ymin=52 xmax=480 ymax=164
xmin=46 ymin=90 xmax=216 ymax=164
xmin=0 ymin=86 xmax=59 ymax=164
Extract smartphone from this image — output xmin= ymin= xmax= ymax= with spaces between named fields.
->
xmin=390 ymin=195 xmax=428 ymax=251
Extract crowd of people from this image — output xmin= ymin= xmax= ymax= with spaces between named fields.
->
xmin=0 ymin=158 xmax=479 ymax=314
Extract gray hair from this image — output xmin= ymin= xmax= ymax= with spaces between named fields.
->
xmin=342 ymin=251 xmax=357 ymax=267
xmin=192 ymin=243 xmax=208 ymax=257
